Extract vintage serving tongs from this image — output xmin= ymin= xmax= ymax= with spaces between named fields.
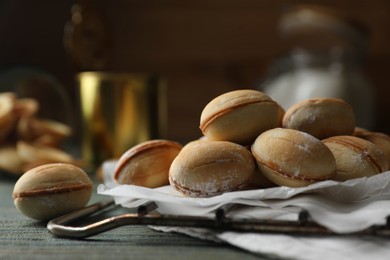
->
xmin=47 ymin=199 xmax=390 ymax=239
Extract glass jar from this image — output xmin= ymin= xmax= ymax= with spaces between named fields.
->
xmin=0 ymin=67 xmax=71 ymax=125
xmin=260 ymin=5 xmax=375 ymax=129
xmin=261 ymin=47 xmax=375 ymax=128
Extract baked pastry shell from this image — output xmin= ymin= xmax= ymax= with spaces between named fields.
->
xmin=114 ymin=139 xmax=182 ymax=187
xmin=169 ymin=140 xmax=255 ymax=197
xmin=282 ymin=98 xmax=356 ymax=140
xmin=251 ymin=128 xmax=337 ymax=187
xmin=200 ymin=89 xmax=284 ymax=145
xmin=323 ymin=135 xmax=388 ymax=181
xmin=12 ymin=163 xmax=93 ymax=220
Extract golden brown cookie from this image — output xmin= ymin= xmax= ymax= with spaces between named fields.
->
xmin=200 ymin=89 xmax=284 ymax=145
xmin=251 ymin=128 xmax=337 ymax=187
xmin=283 ymin=98 xmax=356 ymax=140
xmin=323 ymin=135 xmax=388 ymax=181
xmin=13 ymin=163 xmax=92 ymax=221
xmin=114 ymin=139 xmax=183 ymax=187
xmin=169 ymin=140 xmax=255 ymax=197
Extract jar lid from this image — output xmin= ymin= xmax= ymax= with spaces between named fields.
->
xmin=278 ymin=5 xmax=369 ymax=52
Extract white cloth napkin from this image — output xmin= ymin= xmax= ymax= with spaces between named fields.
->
xmin=151 ymin=226 xmax=390 ymax=260
xmin=98 ymin=161 xmax=390 ymax=260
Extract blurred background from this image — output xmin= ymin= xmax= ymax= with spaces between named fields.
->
xmin=0 ymin=0 xmax=389 ymax=145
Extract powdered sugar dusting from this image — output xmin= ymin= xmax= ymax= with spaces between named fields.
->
xmin=169 ymin=140 xmax=254 ymax=197
xmin=170 ymin=156 xmax=253 ymax=198
xmin=39 ymin=196 xmax=57 ymax=207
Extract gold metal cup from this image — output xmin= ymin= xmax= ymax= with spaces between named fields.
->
xmin=77 ymin=72 xmax=166 ymax=170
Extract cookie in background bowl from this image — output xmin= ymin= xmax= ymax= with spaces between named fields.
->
xmin=282 ymin=98 xmax=356 ymax=140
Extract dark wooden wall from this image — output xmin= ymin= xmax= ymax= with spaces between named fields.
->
xmin=0 ymin=0 xmax=389 ymax=143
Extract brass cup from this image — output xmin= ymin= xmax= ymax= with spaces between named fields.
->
xmin=77 ymin=72 xmax=167 ymax=170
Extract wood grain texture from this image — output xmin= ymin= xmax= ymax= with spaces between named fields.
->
xmin=0 ymin=172 xmax=263 ymax=260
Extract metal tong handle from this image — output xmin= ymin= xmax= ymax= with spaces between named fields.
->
xmin=47 ymin=199 xmax=390 ymax=239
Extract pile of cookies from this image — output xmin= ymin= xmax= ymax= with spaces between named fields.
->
xmin=113 ymin=89 xmax=390 ymax=198
xmin=0 ymin=92 xmax=79 ymax=176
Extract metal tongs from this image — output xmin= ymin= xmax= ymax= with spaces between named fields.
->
xmin=47 ymin=199 xmax=390 ymax=239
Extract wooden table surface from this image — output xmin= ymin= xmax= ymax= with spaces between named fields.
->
xmin=0 ymin=171 xmax=274 ymax=260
